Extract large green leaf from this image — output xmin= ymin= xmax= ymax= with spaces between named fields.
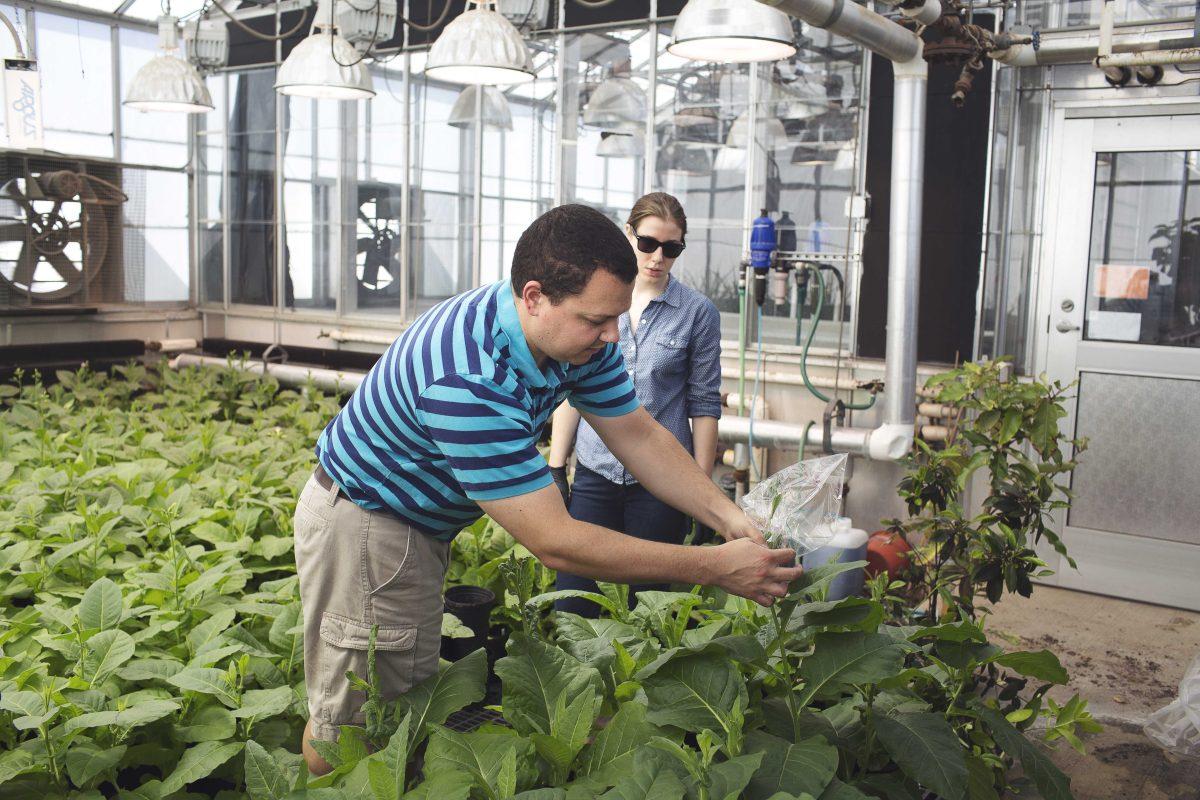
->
xmin=65 ymin=699 xmax=179 ymax=732
xmin=0 ymin=749 xmax=36 ymax=786
xmin=578 ymin=702 xmax=663 ymax=780
xmin=598 ymin=747 xmax=686 ymax=800
xmin=974 ymin=702 xmax=1073 ymax=800
xmin=244 ymin=740 xmax=291 ymax=800
xmin=423 ymin=728 xmax=534 ymax=798
xmin=707 ymin=752 xmax=764 ymax=800
xmin=642 ymin=652 xmax=747 ymax=733
xmin=496 ymin=632 xmax=604 ymax=738
xmin=167 ymin=667 xmax=240 ymax=708
xmin=80 ymin=629 xmax=136 ymax=685
xmin=744 ymin=731 xmax=838 ymax=800
xmin=232 ymin=686 xmax=294 ymax=720
xmin=160 ymin=740 xmax=245 ymax=796
xmin=174 ymin=705 xmax=237 ymax=742
xmin=78 ymin=577 xmax=124 ymax=631
xmin=395 ymin=648 xmax=487 ymax=747
xmin=873 ymin=712 xmax=968 ymax=800
xmin=66 ymin=743 xmax=127 ymax=787
xmin=402 ymin=770 xmax=474 ymax=800
xmin=796 ymin=632 xmax=905 ymax=706
xmin=819 ymin=779 xmax=872 ymax=800
xmin=988 ymin=650 xmax=1069 ymax=685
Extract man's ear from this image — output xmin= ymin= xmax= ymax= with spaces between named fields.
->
xmin=520 ymin=281 xmax=546 ymax=316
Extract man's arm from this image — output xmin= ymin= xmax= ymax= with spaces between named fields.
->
xmin=691 ymin=416 xmax=718 ymax=477
xmin=582 ymin=406 xmax=761 ymax=543
xmin=479 ymin=484 xmax=801 ymax=606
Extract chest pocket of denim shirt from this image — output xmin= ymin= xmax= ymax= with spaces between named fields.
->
xmin=653 ymin=334 xmax=689 ymax=377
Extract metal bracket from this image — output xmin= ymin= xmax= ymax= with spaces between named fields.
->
xmin=261 ymin=343 xmax=289 ymax=375
xmin=822 ymin=398 xmax=846 ymax=455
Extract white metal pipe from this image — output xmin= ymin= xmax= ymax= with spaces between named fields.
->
xmin=720 ymin=367 xmax=865 ymax=393
xmin=1096 ymin=47 xmax=1200 ymax=67
xmin=146 ymin=338 xmax=199 ymax=353
xmin=758 ymin=0 xmax=922 ymax=63
xmin=713 ymin=414 xmax=917 ymax=458
xmin=1098 ymin=0 xmax=1115 ymax=58
xmin=170 ymin=354 xmax=365 ymax=393
xmin=991 ymin=29 xmax=1170 ymax=67
xmin=884 ymin=52 xmax=927 ymax=435
xmin=319 ymin=328 xmax=397 ymax=346
xmin=900 ymin=0 xmax=942 ymax=27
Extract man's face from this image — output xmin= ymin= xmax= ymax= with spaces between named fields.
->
xmin=521 ymin=270 xmax=632 ymax=366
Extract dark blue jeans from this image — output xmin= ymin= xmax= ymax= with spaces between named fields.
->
xmin=554 ymin=464 xmax=688 ymax=618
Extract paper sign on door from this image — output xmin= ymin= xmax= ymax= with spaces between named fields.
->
xmin=1093 ymin=265 xmax=1150 ymax=300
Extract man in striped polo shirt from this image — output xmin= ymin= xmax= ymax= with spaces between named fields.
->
xmin=293 ymin=204 xmax=802 ymax=772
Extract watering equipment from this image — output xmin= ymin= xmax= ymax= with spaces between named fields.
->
xmin=749 ymin=208 xmax=776 ymax=306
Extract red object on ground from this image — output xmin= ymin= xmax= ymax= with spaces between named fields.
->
xmin=866 ymin=530 xmax=912 ymax=579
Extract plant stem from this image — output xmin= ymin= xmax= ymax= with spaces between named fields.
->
xmin=768 ymin=605 xmax=803 ymax=740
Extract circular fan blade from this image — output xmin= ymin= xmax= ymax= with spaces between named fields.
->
xmin=47 ymin=251 xmax=85 ymax=294
xmin=0 ymin=222 xmax=29 ymax=242
xmin=12 ymin=243 xmax=37 ymax=287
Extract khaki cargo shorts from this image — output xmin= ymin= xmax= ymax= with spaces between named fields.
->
xmin=294 ymin=472 xmax=449 ymax=740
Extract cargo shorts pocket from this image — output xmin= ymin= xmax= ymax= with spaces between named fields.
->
xmin=316 ymin=613 xmax=417 ymax=731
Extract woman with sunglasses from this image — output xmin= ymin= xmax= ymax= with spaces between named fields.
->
xmin=547 ymin=192 xmax=723 ymax=617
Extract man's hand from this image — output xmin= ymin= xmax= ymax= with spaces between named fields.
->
xmin=708 ymin=539 xmax=804 ymax=607
xmin=715 ymin=507 xmax=767 ymax=546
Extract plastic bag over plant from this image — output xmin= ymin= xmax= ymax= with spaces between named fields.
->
xmin=1145 ymin=650 xmax=1200 ymax=759
xmin=738 ymin=453 xmax=848 ymax=556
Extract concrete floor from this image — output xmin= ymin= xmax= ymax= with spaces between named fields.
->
xmin=983 ymin=586 xmax=1200 ymax=799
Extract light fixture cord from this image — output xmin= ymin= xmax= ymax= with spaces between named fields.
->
xmin=208 ymin=0 xmax=313 ymax=41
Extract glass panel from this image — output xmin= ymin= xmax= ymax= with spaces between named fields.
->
xmin=408 ymin=51 xmax=474 ymax=317
xmin=1019 ymin=0 xmax=1193 ymax=26
xmin=762 ymin=23 xmax=862 ymax=349
xmin=479 ymin=36 xmax=557 ymax=286
xmin=282 ymin=96 xmax=340 ymax=311
xmin=119 ymin=27 xmax=187 ymax=167
xmin=128 ymin=169 xmax=190 ymax=301
xmin=563 ymin=27 xmax=651 ymax=221
xmin=36 ymin=12 xmax=114 ymax=157
xmin=654 ymin=25 xmax=747 ymax=332
xmin=1085 ymin=151 xmax=1200 ymax=348
xmin=226 ymin=68 xmax=277 ymax=306
xmin=198 ymin=75 xmax=225 ymax=306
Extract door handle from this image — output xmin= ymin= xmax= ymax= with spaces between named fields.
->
xmin=1055 ymin=319 xmax=1080 ymax=333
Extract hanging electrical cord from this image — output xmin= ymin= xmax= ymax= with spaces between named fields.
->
xmin=799 ymin=265 xmax=877 ymax=410
xmin=329 ymin=0 xmax=382 ymax=68
xmin=0 ymin=9 xmax=26 ymax=57
xmin=208 ymin=0 xmax=313 ymax=40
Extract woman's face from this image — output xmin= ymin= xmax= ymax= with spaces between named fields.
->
xmin=626 ymin=216 xmax=684 ymax=283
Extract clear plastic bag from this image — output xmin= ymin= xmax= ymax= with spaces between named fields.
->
xmin=1145 ymin=651 xmax=1200 ymax=759
xmin=738 ymin=453 xmax=848 ymax=556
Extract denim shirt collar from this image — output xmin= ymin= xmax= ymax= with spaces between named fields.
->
xmin=496 ymin=285 xmax=565 ymax=391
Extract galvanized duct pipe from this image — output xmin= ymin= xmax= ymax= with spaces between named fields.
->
xmin=758 ymin=0 xmax=922 ymax=63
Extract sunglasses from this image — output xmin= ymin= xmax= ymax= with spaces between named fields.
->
xmin=634 ymin=234 xmax=686 ymax=259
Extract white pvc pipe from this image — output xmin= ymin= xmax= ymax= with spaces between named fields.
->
xmin=319 ymin=329 xmax=397 ymax=346
xmin=991 ymin=29 xmax=1170 ymax=67
xmin=170 ymin=353 xmax=365 ymax=393
xmin=1096 ymin=47 xmax=1200 ymax=67
xmin=146 ymin=338 xmax=199 ymax=353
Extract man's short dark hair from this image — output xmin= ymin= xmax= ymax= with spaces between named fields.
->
xmin=511 ymin=204 xmax=637 ymax=303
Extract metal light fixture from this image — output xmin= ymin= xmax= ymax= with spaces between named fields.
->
xmin=673 ymin=105 xmax=719 ymax=128
xmin=596 ymin=131 xmax=640 ymax=158
xmin=275 ymin=0 xmax=374 ymax=99
xmin=448 ymin=85 xmax=514 ymax=130
xmin=124 ymin=15 xmax=213 ymax=113
xmin=725 ymin=110 xmax=788 ymax=149
xmin=660 ymin=141 xmax=713 ymax=175
xmin=668 ymin=0 xmax=797 ymax=63
xmin=425 ymin=0 xmax=535 ymax=85
xmin=582 ymin=76 xmax=645 ymax=133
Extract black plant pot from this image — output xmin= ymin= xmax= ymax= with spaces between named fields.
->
xmin=440 ymin=585 xmax=496 ymax=662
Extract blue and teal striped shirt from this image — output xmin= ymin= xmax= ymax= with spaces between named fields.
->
xmin=316 ymin=281 xmax=640 ymax=540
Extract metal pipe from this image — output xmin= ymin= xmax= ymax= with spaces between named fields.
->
xmin=718 ymin=415 xmax=877 ymax=457
xmin=1096 ymin=47 xmax=1200 ymax=67
xmin=884 ymin=53 xmax=927 ymax=434
xmin=146 ymin=338 xmax=199 ymax=353
xmin=170 ymin=354 xmax=365 ymax=393
xmin=757 ymin=0 xmax=922 ymax=63
xmin=991 ymin=29 xmax=1173 ymax=67
xmin=319 ymin=328 xmax=397 ymax=346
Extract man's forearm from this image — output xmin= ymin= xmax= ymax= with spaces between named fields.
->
xmin=614 ymin=415 xmax=737 ymax=532
xmin=542 ymin=518 xmax=715 ymax=585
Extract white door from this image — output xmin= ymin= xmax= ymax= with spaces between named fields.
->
xmin=1037 ymin=112 xmax=1200 ymax=611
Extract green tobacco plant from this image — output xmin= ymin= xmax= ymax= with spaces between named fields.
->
xmin=0 ymin=362 xmax=342 ymax=798
xmin=284 ymin=560 xmax=1089 ymax=800
xmin=893 ymin=359 xmax=1086 ymax=621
